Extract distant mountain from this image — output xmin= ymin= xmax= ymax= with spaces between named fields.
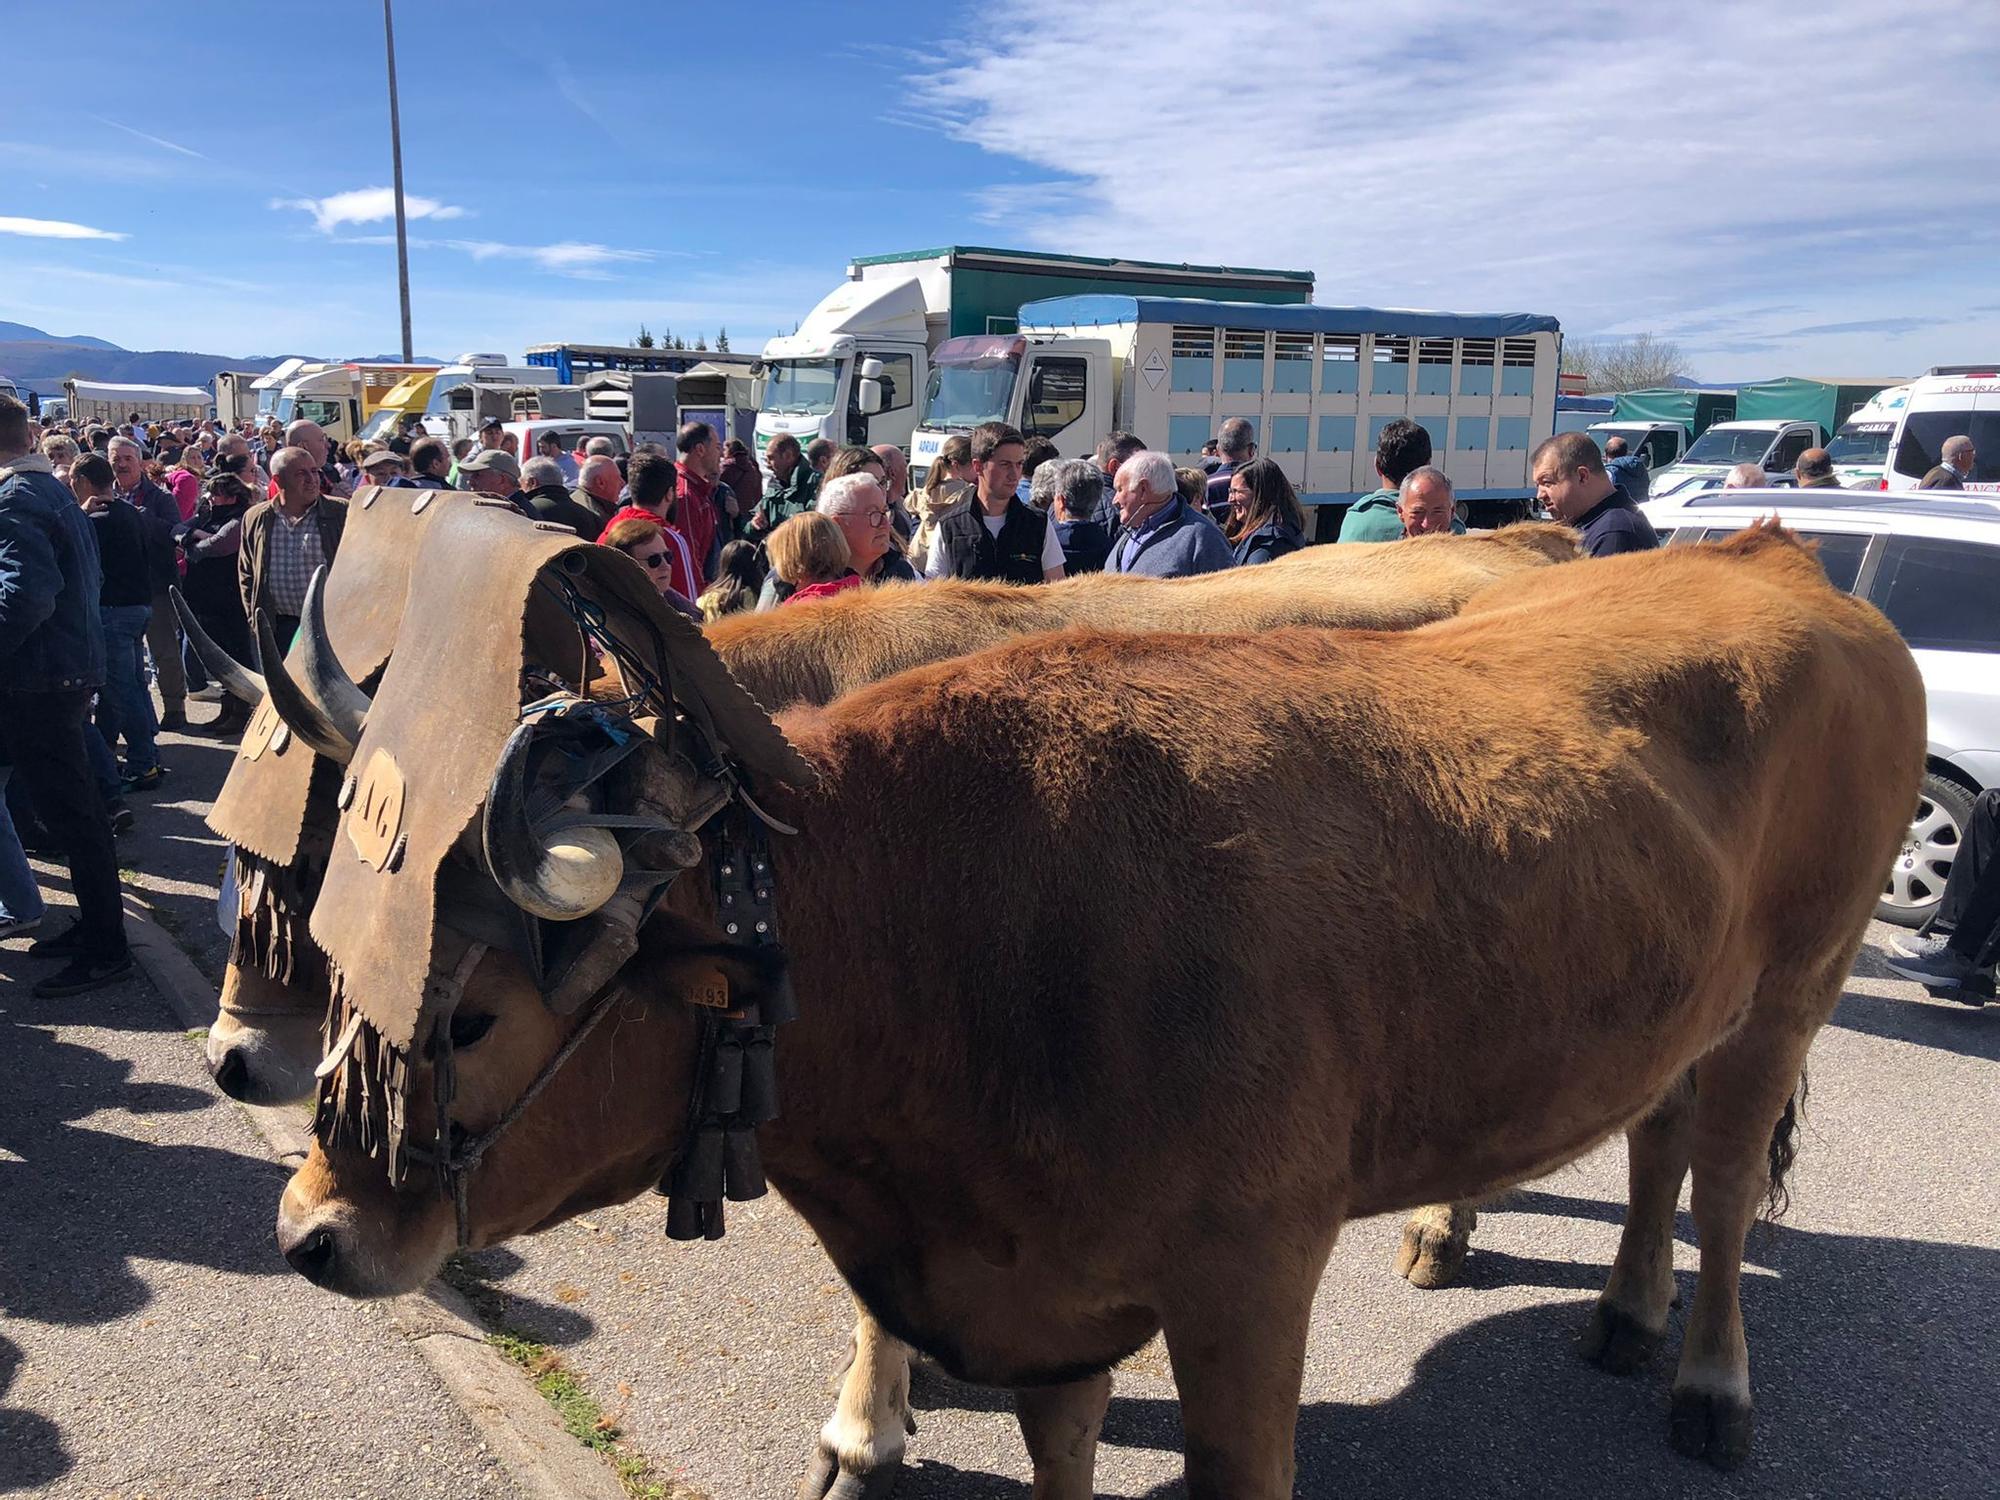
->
xmin=0 ymin=325 xmax=446 ymax=397
xmin=0 ymin=320 xmax=123 ymax=351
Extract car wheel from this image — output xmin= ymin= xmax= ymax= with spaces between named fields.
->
xmin=1877 ymin=772 xmax=1976 ymax=928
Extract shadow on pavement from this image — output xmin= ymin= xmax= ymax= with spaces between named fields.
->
xmin=1076 ymin=1209 xmax=1996 ymax=1500
xmin=0 ymin=1334 xmax=70 ymax=1493
xmin=451 ymin=1246 xmax=598 ymax=1347
xmin=1828 ymin=986 xmax=1997 ymax=1062
xmin=0 ymin=981 xmax=293 ymax=1331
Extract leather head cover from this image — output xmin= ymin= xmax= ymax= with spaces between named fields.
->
xmin=207 ymin=485 xmax=440 ymax=866
xmin=307 ymin=498 xmax=808 ymax=1176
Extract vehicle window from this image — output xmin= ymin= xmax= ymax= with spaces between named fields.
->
xmin=1683 ymin=428 xmax=1780 ymax=466
xmin=1892 ymin=410 xmax=2000 ymax=482
xmin=1791 ymin=530 xmax=1870 ymax=594
xmin=866 ymin=352 xmax=914 ymax=414
xmin=1767 ymin=431 xmax=1810 ymax=471
xmin=1024 ymin=358 xmax=1087 ymax=437
xmin=1643 ymin=431 xmax=1679 ymax=469
xmin=1868 ymin=536 xmax=2000 ymax=652
xmin=1826 ymin=421 xmax=1893 ymax=467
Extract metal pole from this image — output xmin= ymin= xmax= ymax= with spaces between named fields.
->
xmin=383 ymin=0 xmax=414 ymax=361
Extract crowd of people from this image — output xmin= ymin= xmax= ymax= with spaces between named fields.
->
xmin=7 ymin=383 xmax=1994 ymax=1003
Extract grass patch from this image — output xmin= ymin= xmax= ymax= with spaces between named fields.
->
xmin=185 ymin=1027 xmax=209 ymax=1041
xmin=444 ymin=1256 xmax=698 ymax=1499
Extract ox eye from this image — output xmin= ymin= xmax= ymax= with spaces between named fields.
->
xmin=449 ymin=1012 xmax=497 ymax=1050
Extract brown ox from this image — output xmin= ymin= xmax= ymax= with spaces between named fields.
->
xmin=278 ymin=525 xmax=1923 ymax=1495
xmin=203 ymin=527 xmax=1576 ymax=1491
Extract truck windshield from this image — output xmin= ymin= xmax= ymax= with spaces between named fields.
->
xmin=1826 ymin=422 xmax=1892 ymax=466
xmin=1682 ymin=428 xmax=1777 ymax=465
xmin=922 ymin=355 xmax=1020 ymax=429
xmin=274 ymin=395 xmax=297 ymax=424
xmin=425 ymin=372 xmax=468 ymax=416
xmin=356 ymin=408 xmax=396 ymax=443
xmin=1589 ymin=426 xmax=1654 ymax=454
xmin=761 ymin=359 xmax=840 ymax=417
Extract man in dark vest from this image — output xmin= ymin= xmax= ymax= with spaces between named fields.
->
xmin=923 ymin=422 xmax=1066 ymax=583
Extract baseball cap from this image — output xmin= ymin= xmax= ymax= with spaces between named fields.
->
xmin=459 ymin=448 xmax=520 ymax=480
xmin=359 ymin=448 xmax=405 ymax=470
xmin=479 ymin=416 xmax=504 ymax=432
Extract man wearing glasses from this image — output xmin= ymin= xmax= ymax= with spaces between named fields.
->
xmin=818 ymin=473 xmax=917 ymax=585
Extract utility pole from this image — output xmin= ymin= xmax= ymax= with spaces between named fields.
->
xmin=383 ymin=0 xmax=414 ymax=361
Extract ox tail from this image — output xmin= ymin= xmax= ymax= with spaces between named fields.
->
xmin=1763 ymin=1067 xmax=1809 ymax=1220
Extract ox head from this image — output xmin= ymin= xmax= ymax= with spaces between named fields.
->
xmin=273 ymin=516 xmax=811 ymax=1298
xmin=276 ymin=695 xmax=800 ymax=1297
xmin=177 ymin=576 xmax=362 ymax=1105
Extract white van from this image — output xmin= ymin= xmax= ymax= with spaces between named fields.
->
xmin=1826 ymin=383 xmax=1911 ymax=489
xmin=1883 ymin=367 xmax=2000 ymax=492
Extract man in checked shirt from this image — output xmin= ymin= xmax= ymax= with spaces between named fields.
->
xmin=239 ymin=446 xmax=347 ymax=652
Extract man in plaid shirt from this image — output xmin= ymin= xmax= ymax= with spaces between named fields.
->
xmin=239 ymin=446 xmax=347 ymax=652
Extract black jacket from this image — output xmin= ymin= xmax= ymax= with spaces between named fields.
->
xmin=935 ymin=498 xmax=1048 ymax=584
xmin=1054 ymin=516 xmax=1113 ymax=574
xmin=88 ymin=500 xmax=154 ymax=607
xmin=1231 ymin=517 xmax=1305 ymax=567
xmin=515 ymin=483 xmax=602 ymax=540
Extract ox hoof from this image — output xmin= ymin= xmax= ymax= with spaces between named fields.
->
xmin=797 ymin=1445 xmax=903 ymax=1500
xmin=1579 ymin=1301 xmax=1664 ymax=1375
xmin=1393 ymin=1219 xmax=1472 ymax=1289
xmin=1668 ymin=1386 xmax=1753 ymax=1471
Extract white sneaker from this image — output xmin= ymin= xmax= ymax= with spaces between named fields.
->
xmin=0 ymin=915 xmax=44 ymax=942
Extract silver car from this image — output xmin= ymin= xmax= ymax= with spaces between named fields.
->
xmin=1642 ymin=489 xmax=2000 ymax=927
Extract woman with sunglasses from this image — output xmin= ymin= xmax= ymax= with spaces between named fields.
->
xmin=600 ymin=512 xmax=700 ymax=617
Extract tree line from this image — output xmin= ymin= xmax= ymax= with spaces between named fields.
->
xmin=633 ymin=325 xmax=729 ymax=352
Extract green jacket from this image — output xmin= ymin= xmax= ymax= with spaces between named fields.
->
xmin=1336 ymin=489 xmax=1404 ymax=542
xmin=753 ymin=464 xmax=820 ymax=533
xmin=1336 ymin=487 xmax=1468 ymax=542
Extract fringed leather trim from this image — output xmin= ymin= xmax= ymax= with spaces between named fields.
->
xmin=230 ymin=847 xmax=325 ymax=986
xmin=314 ymin=965 xmax=417 ymax=1187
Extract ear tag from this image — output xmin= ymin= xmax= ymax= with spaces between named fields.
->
xmin=686 ymin=967 xmax=737 ymax=1014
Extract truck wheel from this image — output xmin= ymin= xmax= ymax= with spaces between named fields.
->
xmin=1877 ymin=772 xmax=1975 ymax=928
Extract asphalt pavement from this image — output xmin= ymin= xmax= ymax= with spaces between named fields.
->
xmin=0 ymin=901 xmax=519 ymax=1499
xmin=9 ymin=708 xmax=1997 ymax=1498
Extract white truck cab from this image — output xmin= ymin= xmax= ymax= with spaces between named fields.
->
xmin=910 ymin=334 xmax=1114 ymax=479
xmin=1649 ymin=419 xmax=1822 ymax=497
xmin=755 ymin=277 xmax=930 ymax=465
xmin=1827 ymin=383 xmax=1912 ymax=488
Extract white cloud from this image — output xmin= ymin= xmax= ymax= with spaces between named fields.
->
xmin=0 ymin=214 xmax=126 ymax=241
xmin=273 ymin=186 xmax=468 ymax=233
xmin=915 ymin=0 xmax=2000 ymax=375
xmin=335 ymin=233 xmax=655 ymax=280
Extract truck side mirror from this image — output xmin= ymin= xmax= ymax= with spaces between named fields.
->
xmin=856 ymin=378 xmax=883 ymax=416
xmin=858 ymin=358 xmax=885 ymax=381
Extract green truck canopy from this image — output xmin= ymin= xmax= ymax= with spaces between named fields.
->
xmin=1732 ymin=377 xmax=1904 ymax=436
xmin=1609 ymin=388 xmax=1737 ymax=439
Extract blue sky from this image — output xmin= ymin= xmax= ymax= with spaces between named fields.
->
xmin=3 ymin=0 xmax=1993 ymax=378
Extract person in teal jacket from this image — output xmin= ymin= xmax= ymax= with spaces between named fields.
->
xmin=1337 ymin=417 xmax=1435 ymax=542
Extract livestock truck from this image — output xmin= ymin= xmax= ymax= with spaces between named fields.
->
xmin=63 ymin=379 xmax=211 ymax=427
xmin=213 ymin=370 xmax=264 ymax=427
xmin=755 ymin=246 xmax=1313 ymax=469
xmin=909 ymin=295 xmax=1561 ymax=536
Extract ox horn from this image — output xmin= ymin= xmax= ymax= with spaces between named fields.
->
xmin=256 ymin=569 xmax=371 ymax=763
xmin=169 ymin=586 xmax=266 ymax=707
xmin=481 ymin=720 xmax=625 ymax=922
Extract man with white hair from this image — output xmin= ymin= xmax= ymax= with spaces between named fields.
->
xmin=819 ymin=472 xmax=916 ymax=584
xmin=239 ymin=446 xmax=347 ymax=652
xmin=1722 ymin=462 xmax=1766 ymax=490
xmin=1105 ymin=449 xmax=1232 ymax=577
xmin=515 ymin=454 xmax=599 ymax=539
xmin=1395 ymin=466 xmax=1464 ymax=537
xmin=1921 ymin=434 xmax=1976 ymax=490
xmin=573 ymin=455 xmax=624 ymax=523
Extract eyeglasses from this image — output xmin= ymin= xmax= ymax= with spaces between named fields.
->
xmin=632 ymin=549 xmax=671 ymax=570
xmin=834 ymin=508 xmax=889 ymax=525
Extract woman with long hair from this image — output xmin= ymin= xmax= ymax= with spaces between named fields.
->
xmin=697 ymin=539 xmax=767 ymax=623
xmin=166 ymin=441 xmax=205 ymax=521
xmin=1224 ymin=457 xmax=1308 ymax=566
xmin=908 ymin=432 xmax=972 ymax=573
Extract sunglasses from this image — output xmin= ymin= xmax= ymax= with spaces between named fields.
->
xmin=632 ymin=549 xmax=672 ymax=570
